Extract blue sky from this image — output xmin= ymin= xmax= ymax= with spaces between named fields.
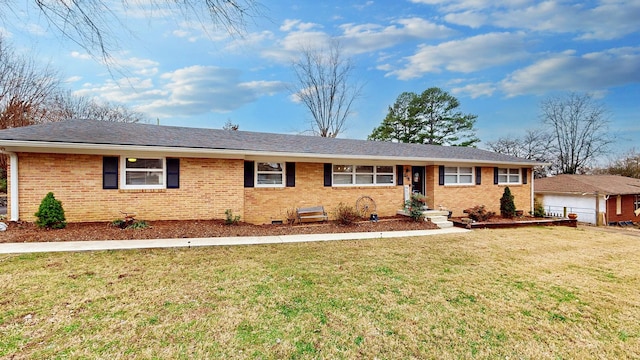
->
xmin=4 ymin=0 xmax=640 ymax=155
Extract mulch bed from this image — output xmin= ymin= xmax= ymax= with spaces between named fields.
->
xmin=0 ymin=216 xmax=439 ymax=243
xmin=451 ymin=216 xmax=577 ymax=229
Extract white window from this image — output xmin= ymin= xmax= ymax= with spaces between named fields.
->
xmin=333 ymin=164 xmax=395 ymax=186
xmin=256 ymin=162 xmax=284 ymax=187
xmin=498 ymin=168 xmax=521 ymax=184
xmin=122 ymin=157 xmax=165 ymax=189
xmin=616 ymin=195 xmax=622 ymax=215
xmin=444 ymin=166 xmax=473 ymax=185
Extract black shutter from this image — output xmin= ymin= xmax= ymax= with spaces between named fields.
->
xmin=438 ymin=165 xmax=445 ymax=186
xmin=286 ymin=162 xmax=296 ymax=187
xmin=475 ymin=167 xmax=482 ymax=185
xmin=396 ymin=165 xmax=404 ymax=185
xmin=324 ymin=163 xmax=332 ymax=187
xmin=166 ymin=158 xmax=180 ymax=189
xmin=522 ymin=168 xmax=528 ymax=184
xmin=103 ymin=156 xmax=119 ymax=189
xmin=244 ymin=161 xmax=255 ymax=188
xmin=494 ymin=167 xmax=499 ymax=184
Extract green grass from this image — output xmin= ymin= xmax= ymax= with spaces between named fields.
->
xmin=1 ymin=227 xmax=640 ymax=358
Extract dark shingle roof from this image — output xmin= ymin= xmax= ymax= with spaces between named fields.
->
xmin=0 ymin=119 xmax=540 ymax=165
xmin=535 ymin=174 xmax=640 ymax=195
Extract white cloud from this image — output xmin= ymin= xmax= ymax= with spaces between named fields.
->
xmin=74 ymin=78 xmax=160 ymax=104
xmin=389 ymin=32 xmax=528 ymax=79
xmin=410 ymin=0 xmax=528 ymax=12
xmin=339 ymin=17 xmax=455 ymax=55
xmin=70 ymin=51 xmax=92 ymax=60
xmin=443 ymin=11 xmax=487 ymax=28
xmin=261 ymin=31 xmax=331 ymax=62
xmin=64 ymin=76 xmax=83 ymax=83
xmin=24 ymin=23 xmax=47 ymax=36
xmin=171 ymin=21 xmax=236 ymax=43
xmin=501 ymin=47 xmax=640 ymax=96
xmin=136 ymin=66 xmax=287 ymax=117
xmin=426 ymin=0 xmax=640 ymax=40
xmin=262 ymin=17 xmax=454 ymax=63
xmin=70 ymin=50 xmax=160 ymax=77
xmin=280 ymin=19 xmax=320 ymax=32
xmin=451 ymin=82 xmax=496 ymax=98
xmin=74 ymin=65 xmax=287 ymax=118
xmin=0 ymin=27 xmax=13 ymax=38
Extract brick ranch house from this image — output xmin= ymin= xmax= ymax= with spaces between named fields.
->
xmin=0 ymin=120 xmax=541 ymax=225
xmin=535 ymin=174 xmax=640 ymax=226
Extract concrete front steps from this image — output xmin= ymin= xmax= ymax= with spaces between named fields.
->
xmin=397 ymin=209 xmax=454 ymax=228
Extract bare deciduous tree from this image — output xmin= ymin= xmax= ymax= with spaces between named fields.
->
xmin=46 ymin=91 xmax=147 ymax=123
xmin=541 ymin=92 xmax=612 ymax=174
xmin=4 ymin=0 xmax=261 ymax=60
xmin=486 ymin=129 xmax=552 ymax=178
xmin=0 ymin=37 xmax=146 ymax=175
xmin=0 ymin=38 xmax=61 ymax=129
xmin=290 ymin=41 xmax=363 ymax=137
xmin=222 ymin=119 xmax=239 ymax=130
xmin=486 ymin=129 xmax=549 ymax=161
xmin=594 ymin=148 xmax=640 ymax=178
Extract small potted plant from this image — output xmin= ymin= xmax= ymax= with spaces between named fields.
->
xmin=568 ymin=213 xmax=578 ymax=220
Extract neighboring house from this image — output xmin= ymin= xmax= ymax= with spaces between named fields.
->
xmin=535 ymin=174 xmax=640 ymax=225
xmin=0 ymin=120 xmax=541 ymax=225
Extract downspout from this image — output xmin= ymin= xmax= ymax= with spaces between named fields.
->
xmin=530 ymin=169 xmax=534 ymax=214
xmin=1 ymin=150 xmax=18 ymax=221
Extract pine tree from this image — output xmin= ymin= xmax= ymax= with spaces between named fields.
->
xmin=34 ymin=192 xmax=67 ymax=229
xmin=500 ymin=187 xmax=516 ymax=219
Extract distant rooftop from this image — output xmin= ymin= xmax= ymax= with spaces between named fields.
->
xmin=535 ymin=174 xmax=640 ymax=195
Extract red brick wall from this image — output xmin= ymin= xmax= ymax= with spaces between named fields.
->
xmin=606 ymin=194 xmax=640 ymax=223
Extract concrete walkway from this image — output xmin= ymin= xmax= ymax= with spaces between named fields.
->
xmin=0 ymin=227 xmax=469 ymax=254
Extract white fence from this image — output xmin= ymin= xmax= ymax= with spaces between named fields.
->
xmin=544 ymin=205 xmax=594 ymax=220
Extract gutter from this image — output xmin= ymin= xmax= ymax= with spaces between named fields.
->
xmin=0 ymin=150 xmax=18 ymax=221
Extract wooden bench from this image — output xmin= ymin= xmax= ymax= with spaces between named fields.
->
xmin=296 ymin=206 xmax=328 ymax=223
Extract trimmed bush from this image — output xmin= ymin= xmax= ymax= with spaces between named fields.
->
xmin=333 ymin=203 xmax=360 ymax=225
xmin=405 ymin=193 xmax=427 ymax=222
xmin=34 ymin=192 xmax=67 ymax=229
xmin=500 ymin=186 xmax=516 ymax=219
xmin=464 ymin=205 xmax=495 ymax=222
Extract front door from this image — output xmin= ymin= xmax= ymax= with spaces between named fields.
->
xmin=411 ymin=166 xmax=425 ymax=196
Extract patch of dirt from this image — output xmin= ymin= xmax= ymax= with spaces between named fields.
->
xmin=0 ymin=216 xmax=439 ymax=243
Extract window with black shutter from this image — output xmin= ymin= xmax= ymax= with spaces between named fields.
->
xmin=324 ymin=163 xmax=332 ymax=187
xmin=286 ymin=162 xmax=296 ymax=187
xmin=244 ymin=161 xmax=255 ymax=188
xmin=103 ymin=156 xmax=119 ymax=189
xmin=166 ymin=158 xmax=180 ymax=189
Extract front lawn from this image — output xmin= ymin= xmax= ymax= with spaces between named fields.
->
xmin=1 ymin=227 xmax=639 ymax=359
